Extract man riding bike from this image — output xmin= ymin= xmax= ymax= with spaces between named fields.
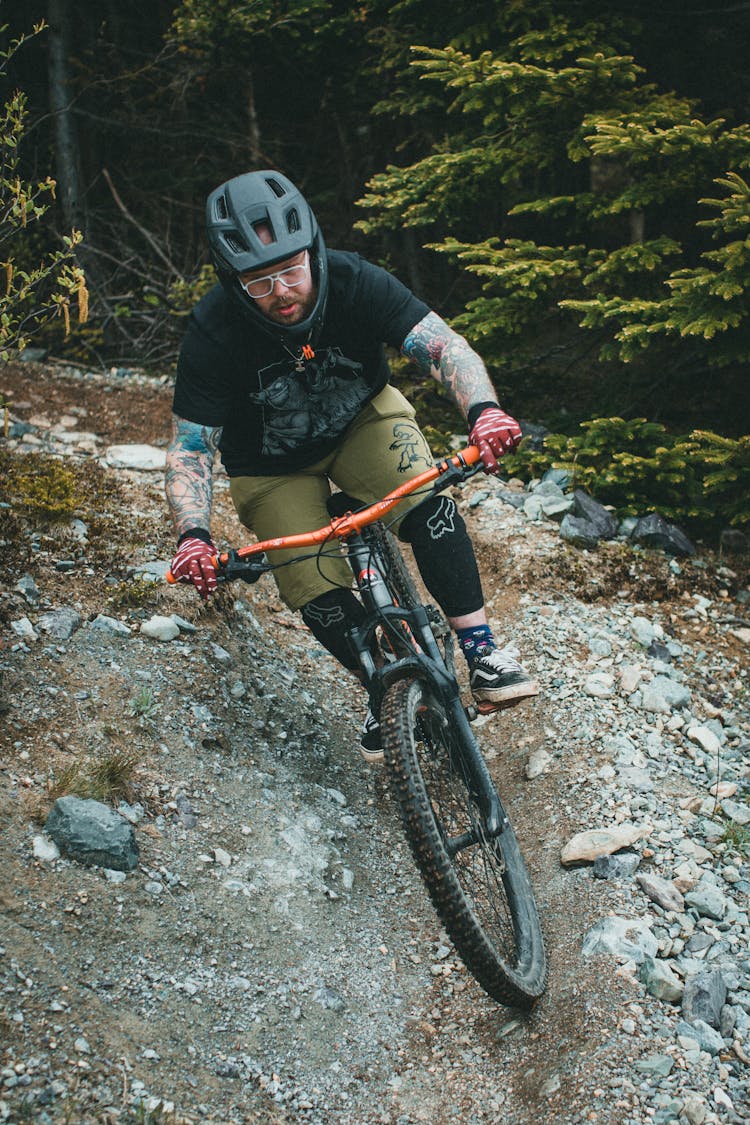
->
xmin=166 ymin=170 xmax=539 ymax=755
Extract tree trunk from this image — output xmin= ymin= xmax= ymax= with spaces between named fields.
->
xmin=248 ymin=70 xmax=261 ymax=165
xmin=47 ymin=0 xmax=84 ymax=232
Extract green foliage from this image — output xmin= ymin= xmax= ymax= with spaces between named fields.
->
xmin=109 ymin=576 xmax=162 ymax=612
xmin=356 ymin=9 xmax=750 ymax=431
xmin=0 ymin=21 xmax=87 ymax=358
xmin=2 ymin=452 xmax=78 ymax=520
xmin=505 ymin=417 xmax=750 ymax=531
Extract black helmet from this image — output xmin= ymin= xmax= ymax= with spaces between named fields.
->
xmin=205 ymin=170 xmax=328 ymax=347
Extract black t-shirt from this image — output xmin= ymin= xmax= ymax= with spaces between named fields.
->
xmin=172 ymin=250 xmax=430 ymax=476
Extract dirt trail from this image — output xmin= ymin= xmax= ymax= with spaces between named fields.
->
xmin=1 ymin=361 xmax=748 ymax=1125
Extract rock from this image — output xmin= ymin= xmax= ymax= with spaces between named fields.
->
xmin=133 ymin=560 xmax=171 ymax=581
xmin=675 ymin=1019 xmax=725 ymax=1056
xmin=36 ymin=607 xmax=82 ymax=640
xmin=684 ymin=881 xmax=727 ymax=921
xmin=523 ymin=494 xmax=545 ymax=521
xmin=313 ymin=986 xmax=346 ymax=1012
xmin=531 ymin=480 xmax=573 ymax=521
xmin=584 ymin=672 xmax=615 ymax=698
xmin=638 ymin=956 xmax=684 ymax=1003
xmin=141 ymin=615 xmax=180 ymax=641
xmin=572 ymin=490 xmax=618 ymax=539
xmin=635 ymin=1054 xmax=674 ymax=1077
xmin=687 ymin=725 xmax=722 ymax=756
xmin=639 ymin=675 xmax=691 ymax=713
xmin=592 ymin=852 xmax=641 ymax=880
xmin=587 ymin=635 xmax=612 ymax=657
xmin=561 ymin=823 xmax=646 ymax=865
xmin=497 ymin=488 xmax=526 ymax=510
xmin=105 ymin=444 xmax=167 ymax=471
xmin=10 ymin=617 xmax=37 ymax=641
xmin=541 ymin=467 xmax=572 ymax=490
xmin=618 ymin=665 xmax=642 ymax=694
xmin=721 ymin=798 xmax=750 ymax=825
xmin=636 ymin=871 xmax=685 ymax=912
xmin=630 ymin=513 xmax=696 ymax=556
xmin=681 ymin=1093 xmax=708 ymax=1125
xmin=89 ymin=614 xmax=132 ymax=637
xmin=682 ymin=971 xmax=728 ymax=1029
xmin=15 ymin=575 xmax=40 ymax=605
xmin=32 ymin=835 xmax=60 ymax=862
xmin=631 ymin=616 xmax=656 ymax=647
xmin=582 ymin=915 xmax=658 ymax=964
xmin=45 ymin=796 xmax=139 ymax=871
xmin=525 ymin=747 xmax=553 ymax=779
xmin=559 ymin=513 xmax=602 ymax=549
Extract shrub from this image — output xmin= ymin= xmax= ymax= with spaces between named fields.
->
xmin=505 ymin=417 xmax=750 ymax=532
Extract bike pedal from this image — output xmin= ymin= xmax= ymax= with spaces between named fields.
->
xmin=474 ymin=699 xmax=512 ymax=716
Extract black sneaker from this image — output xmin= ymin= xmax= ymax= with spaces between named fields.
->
xmin=360 ymin=707 xmax=384 ymax=764
xmin=469 ymin=644 xmax=540 ymax=708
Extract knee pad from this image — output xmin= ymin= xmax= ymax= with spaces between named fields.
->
xmin=398 ymin=495 xmax=484 ymax=618
xmin=300 ymin=588 xmax=366 ymax=671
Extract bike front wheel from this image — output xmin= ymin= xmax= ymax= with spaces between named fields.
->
xmin=381 ymin=676 xmax=547 ymax=1008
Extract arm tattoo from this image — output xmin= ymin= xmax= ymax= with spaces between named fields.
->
xmin=165 ymin=414 xmax=223 ymax=537
xmin=401 ymin=311 xmax=498 ymax=419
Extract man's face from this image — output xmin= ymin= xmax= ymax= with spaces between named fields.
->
xmin=238 ymin=248 xmax=317 ymax=327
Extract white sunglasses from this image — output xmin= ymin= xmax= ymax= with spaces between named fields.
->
xmin=240 ymin=251 xmax=310 ymax=299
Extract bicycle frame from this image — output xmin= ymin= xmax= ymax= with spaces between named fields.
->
xmin=342 ymin=524 xmax=507 ymax=839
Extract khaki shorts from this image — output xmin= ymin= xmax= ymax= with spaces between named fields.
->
xmin=229 ymin=385 xmax=434 ymax=609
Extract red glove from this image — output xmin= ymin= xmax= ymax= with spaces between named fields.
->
xmin=170 ymin=533 xmax=218 ymax=599
xmin=468 ymin=405 xmax=523 ymax=474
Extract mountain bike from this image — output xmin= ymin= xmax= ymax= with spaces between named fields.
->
xmin=170 ymin=446 xmax=547 ymax=1008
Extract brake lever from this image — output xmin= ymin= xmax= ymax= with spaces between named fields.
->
xmin=216 ymin=549 xmax=271 ymax=585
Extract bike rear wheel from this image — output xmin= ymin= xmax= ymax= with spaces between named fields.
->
xmin=381 ymin=676 xmax=547 ymax=1008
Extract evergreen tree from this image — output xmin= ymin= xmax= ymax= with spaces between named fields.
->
xmin=356 ymin=6 xmax=750 ymax=433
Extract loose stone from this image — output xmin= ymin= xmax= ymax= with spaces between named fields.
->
xmin=636 ymin=872 xmax=685 ymax=913
xmin=561 ymin=823 xmax=646 ymax=865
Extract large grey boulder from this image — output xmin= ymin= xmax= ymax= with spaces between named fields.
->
xmin=45 ymin=796 xmax=139 ymax=871
xmin=630 ymin=513 xmax=696 ymax=556
xmin=572 ymin=490 xmax=618 ymax=539
xmin=559 ymin=514 xmax=602 ymax=549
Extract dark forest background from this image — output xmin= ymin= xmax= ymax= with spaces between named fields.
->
xmin=2 ymin=0 xmax=750 ymax=449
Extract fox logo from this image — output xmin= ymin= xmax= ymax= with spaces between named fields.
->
xmin=301 ymin=602 xmax=345 ymax=629
xmin=427 ymin=496 xmax=457 ymax=540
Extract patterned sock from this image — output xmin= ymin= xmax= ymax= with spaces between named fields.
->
xmin=456 ymin=624 xmax=495 ymax=665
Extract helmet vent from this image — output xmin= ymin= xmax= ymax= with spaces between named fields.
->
xmin=287 ymin=208 xmax=300 ymax=233
xmin=224 ymin=233 xmax=248 ymax=255
xmin=215 ymin=195 xmax=228 ymax=220
xmin=265 ymin=177 xmax=287 ymax=198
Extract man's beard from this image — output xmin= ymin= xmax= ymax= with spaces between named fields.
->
xmin=264 ymin=285 xmax=317 ymax=326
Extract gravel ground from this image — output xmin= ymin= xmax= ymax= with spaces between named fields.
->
xmin=0 ymin=361 xmax=748 ymax=1124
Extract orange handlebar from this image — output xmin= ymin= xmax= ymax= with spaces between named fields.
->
xmin=165 ymin=446 xmax=482 ymax=577
xmin=217 ymin=445 xmax=482 ymax=567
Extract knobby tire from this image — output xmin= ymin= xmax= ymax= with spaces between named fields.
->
xmin=381 ymin=677 xmax=547 ymax=1008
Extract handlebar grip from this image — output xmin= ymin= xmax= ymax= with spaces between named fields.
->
xmin=166 ymin=570 xmax=176 ymax=584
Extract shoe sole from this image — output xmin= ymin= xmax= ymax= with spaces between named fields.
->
xmin=359 ymin=745 xmax=385 ymax=764
xmin=471 ymin=681 xmax=540 ymax=707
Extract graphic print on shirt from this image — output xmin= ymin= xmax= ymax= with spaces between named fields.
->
xmin=388 ymin=421 xmax=432 ymax=473
xmin=250 ymin=348 xmax=370 ymax=457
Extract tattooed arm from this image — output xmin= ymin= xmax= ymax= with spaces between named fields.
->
xmin=165 ymin=413 xmax=223 ymax=537
xmin=401 ymin=311 xmax=498 ymax=419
